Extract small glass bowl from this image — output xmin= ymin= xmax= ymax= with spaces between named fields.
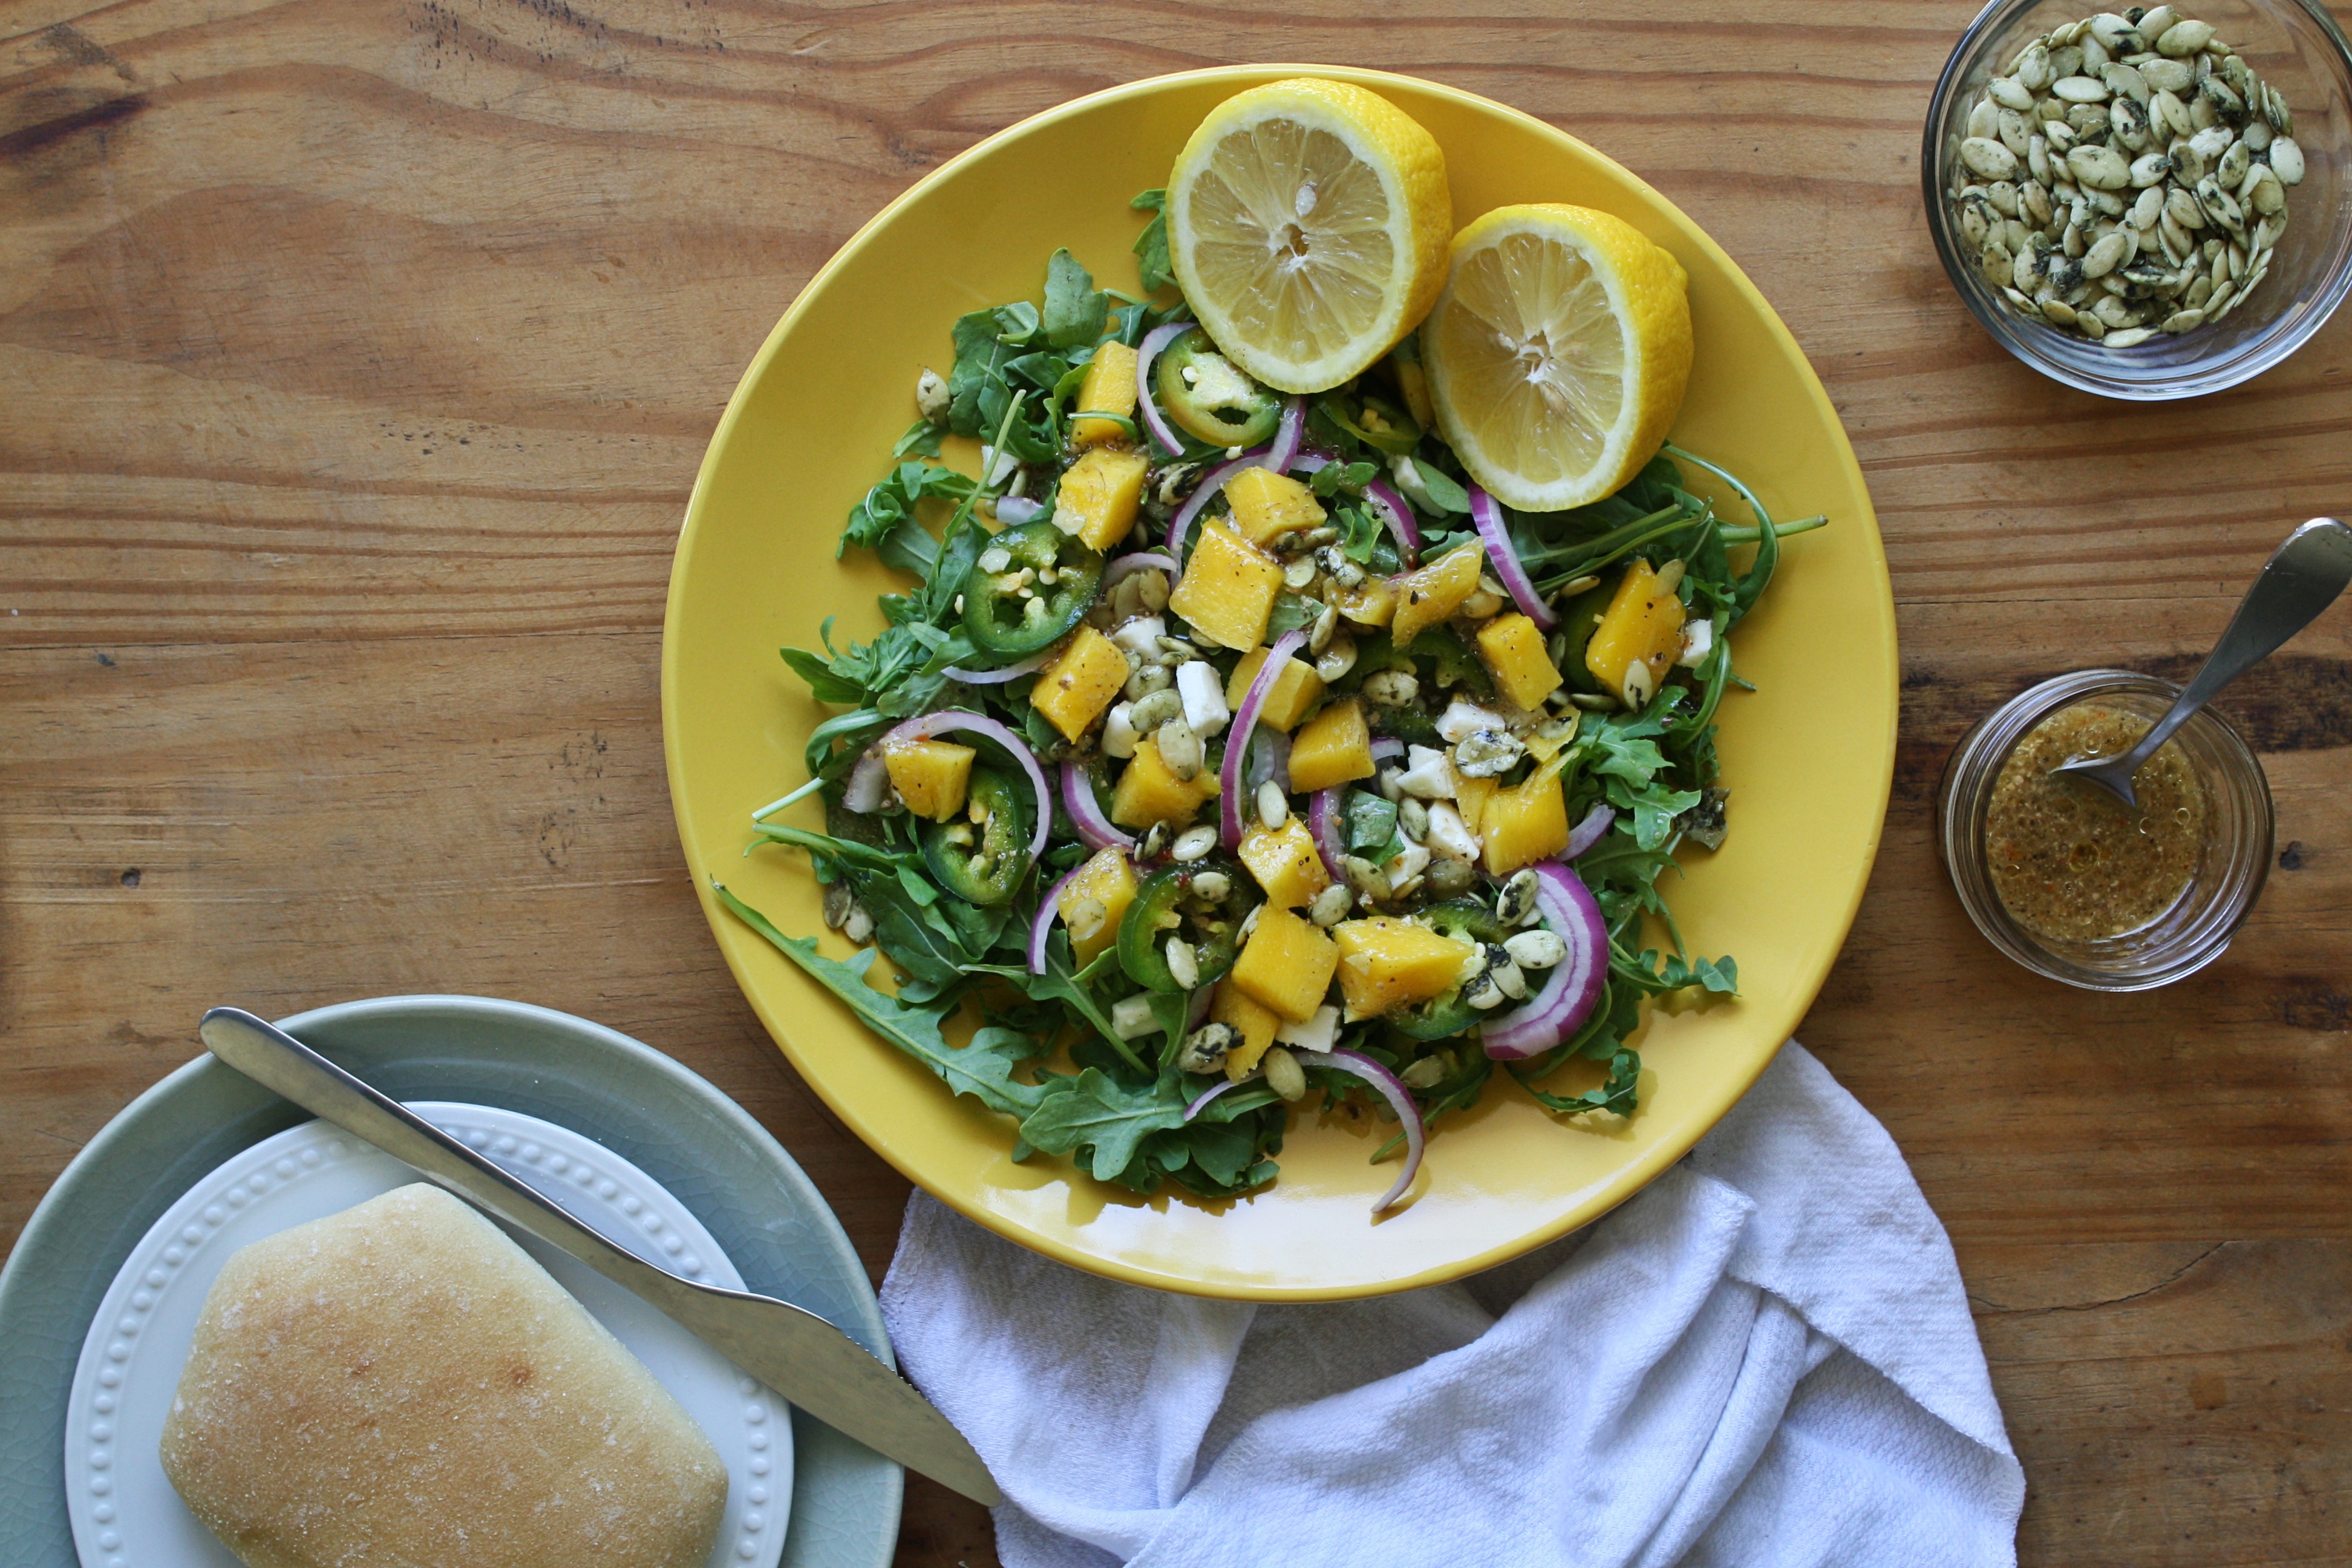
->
xmin=1936 ymin=670 xmax=2274 ymax=989
xmin=1924 ymin=0 xmax=2352 ymax=399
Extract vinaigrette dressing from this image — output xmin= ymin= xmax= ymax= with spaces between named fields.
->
xmin=1985 ymin=702 xmax=2206 ymax=944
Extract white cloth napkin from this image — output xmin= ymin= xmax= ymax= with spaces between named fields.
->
xmin=880 ymin=1042 xmax=2026 ymax=1568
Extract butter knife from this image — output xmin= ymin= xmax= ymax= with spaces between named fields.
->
xmin=197 ymin=1005 xmax=1001 ymax=1507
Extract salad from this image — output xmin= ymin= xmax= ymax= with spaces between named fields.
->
xmin=717 ymin=85 xmax=1825 ymax=1214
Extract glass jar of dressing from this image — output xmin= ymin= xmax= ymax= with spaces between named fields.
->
xmin=1936 ymin=670 xmax=2274 ymax=990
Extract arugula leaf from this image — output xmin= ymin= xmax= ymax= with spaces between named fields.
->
xmin=1130 ymin=188 xmax=1175 ymax=293
xmin=842 ymin=459 xmax=975 ymax=557
xmin=892 ymin=419 xmax=944 ymax=459
xmin=1345 ymin=791 xmax=1400 ymax=857
xmin=970 ymin=932 xmax=1148 ymax=1074
xmin=1266 ymin=592 xmax=1322 ymax=637
xmin=1016 ymin=1067 xmax=1191 ymax=1181
xmin=803 ymin=708 xmax=889 ymax=779
xmin=1403 ymin=454 xmax=1471 ymax=515
xmin=1042 ymin=249 xmax=1108 ymax=349
xmin=1606 ymin=775 xmax=1703 ymax=852
xmin=946 ymin=310 xmax=1020 ymax=436
xmin=1655 ymin=950 xmax=1739 ymax=994
xmin=779 ymin=645 xmax=866 ymax=706
xmin=713 ymin=883 xmax=1047 ymax=1115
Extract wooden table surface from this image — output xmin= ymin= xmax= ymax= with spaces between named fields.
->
xmin=6 ymin=2 xmax=2350 ymax=1562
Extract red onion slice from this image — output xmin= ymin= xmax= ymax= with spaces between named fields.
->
xmin=1062 ymin=759 xmax=1132 ymax=853
xmin=1030 ymin=861 xmax=1086 ymax=975
xmin=1133 ymin=322 xmax=1190 ymax=456
xmin=1166 ymin=446 xmax=1272 ymax=560
xmin=1307 ymin=786 xmax=1349 ymax=879
xmin=1480 ymin=863 xmax=1607 ymax=1060
xmin=1468 ymin=484 xmax=1556 ymax=630
xmin=1321 ymin=1050 xmax=1426 ymax=1213
xmin=1370 ymin=736 xmax=1405 ymax=763
xmin=1267 ymin=396 xmax=1306 ymax=474
xmin=943 ymin=648 xmax=1052 ymax=685
xmin=841 ymin=748 xmax=892 ymax=814
xmin=1219 ymin=629 xmax=1307 ymax=848
xmin=1104 ymin=551 xmax=1177 ymax=587
xmin=1183 ymin=1076 xmax=1240 ymax=1122
xmin=1289 ymin=455 xmax=1421 ymax=564
xmin=1242 ymin=727 xmax=1292 ymax=795
xmin=1187 ymin=985 xmax=1216 ymax=1031
xmin=993 ymin=495 xmax=1044 ymax=526
xmin=883 ymin=711 xmax=1053 ymax=861
xmin=1564 ymin=803 xmax=1615 ymax=861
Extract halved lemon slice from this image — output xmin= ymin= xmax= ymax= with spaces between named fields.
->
xmin=1423 ymin=204 xmax=1693 ymax=512
xmin=1167 ymin=79 xmax=1451 ymax=395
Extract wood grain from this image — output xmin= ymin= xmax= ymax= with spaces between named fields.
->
xmin=4 ymin=2 xmax=2349 ymax=1563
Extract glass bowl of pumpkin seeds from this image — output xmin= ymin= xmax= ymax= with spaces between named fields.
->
xmin=1926 ymin=0 xmax=2352 ymax=397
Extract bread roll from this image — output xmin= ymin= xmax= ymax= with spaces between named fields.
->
xmin=159 ymin=1183 xmax=728 ymax=1568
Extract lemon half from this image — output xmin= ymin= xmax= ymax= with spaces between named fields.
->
xmin=1167 ymin=79 xmax=1451 ymax=394
xmin=1423 ymin=204 xmax=1693 ymax=512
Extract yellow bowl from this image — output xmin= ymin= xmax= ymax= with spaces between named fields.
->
xmin=664 ymin=67 xmax=1895 ymax=1301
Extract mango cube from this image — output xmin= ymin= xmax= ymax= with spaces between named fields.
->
xmin=1449 ymin=765 xmax=1498 ymax=835
xmin=1482 ymin=771 xmax=1571 ymax=874
xmin=1331 ymin=917 xmax=1477 ymax=1022
xmin=1238 ymin=818 xmax=1331 ymax=909
xmin=1287 ymin=697 xmax=1376 ymax=794
xmin=1070 ymin=342 xmax=1138 ymax=449
xmin=1585 ymin=560 xmax=1687 ymax=701
xmin=1477 ymin=612 xmax=1564 ymax=710
xmin=1391 ymin=543 xmax=1486 ymax=646
xmin=1229 ymin=905 xmax=1339 ymax=1024
xmin=1168 ymin=519 xmax=1284 ymax=650
xmin=1223 ymin=647 xmax=1325 ymax=732
xmin=1223 ymin=467 xmax=1327 ymax=549
xmin=1110 ymin=735 xmax=1218 ymax=831
xmin=881 ymin=738 xmax=974 ymax=822
xmin=1030 ymin=624 xmax=1131 ymax=742
xmin=1058 ymin=847 xmax=1138 ymax=967
xmin=1056 ymin=446 xmax=1149 ymax=552
xmin=1214 ymin=984 xmax=1284 ymax=1081
xmin=1331 ymin=575 xmax=1396 ymax=629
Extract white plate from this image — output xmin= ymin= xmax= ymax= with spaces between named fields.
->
xmin=63 ymin=1102 xmax=792 ymax=1568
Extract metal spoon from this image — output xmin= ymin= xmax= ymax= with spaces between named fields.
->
xmin=2051 ymin=517 xmax=2352 ymax=808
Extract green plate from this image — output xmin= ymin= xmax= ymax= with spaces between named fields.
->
xmin=0 ymin=995 xmax=901 ymax=1568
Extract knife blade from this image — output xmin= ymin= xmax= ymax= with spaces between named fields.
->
xmin=197 ymin=1005 xmax=1001 ymax=1507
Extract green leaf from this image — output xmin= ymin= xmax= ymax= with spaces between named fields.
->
xmin=970 ymin=930 xmax=1149 ymax=1075
xmin=1016 ymin=1067 xmax=1191 ymax=1181
xmin=1043 ymin=249 xmax=1108 ymax=348
xmin=1130 ymin=188 xmax=1175 ymax=293
xmin=1266 ymin=592 xmax=1321 ymax=637
xmin=779 ymin=645 xmax=865 ymax=705
xmin=713 ymin=883 xmax=1046 ymax=1115
xmin=1406 ymin=456 xmax=1471 ymax=515
xmin=841 ymin=459 xmax=975 ymax=557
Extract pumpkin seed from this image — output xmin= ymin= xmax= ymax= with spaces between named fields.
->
xmin=1962 ymin=136 xmax=2020 ymax=180
xmin=2103 ymin=325 xmax=2159 ymax=345
xmin=2157 ymin=19 xmax=2213 ymax=56
xmin=2270 ymin=134 xmax=2304 ymax=185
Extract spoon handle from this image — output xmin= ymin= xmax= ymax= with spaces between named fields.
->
xmin=2125 ymin=517 xmax=2352 ymax=769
